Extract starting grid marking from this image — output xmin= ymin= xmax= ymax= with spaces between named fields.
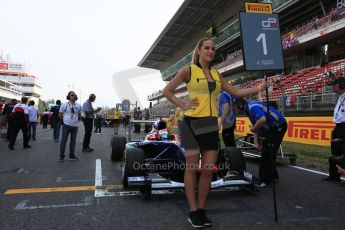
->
xmin=6 ymin=159 xmax=335 ymax=196
xmin=15 ymin=197 xmax=93 ymax=210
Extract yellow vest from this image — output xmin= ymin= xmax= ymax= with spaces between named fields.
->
xmin=184 ymin=64 xmax=221 ymax=117
xmin=175 ymin=110 xmax=184 ymax=121
xmin=113 ymin=110 xmax=120 ymax=119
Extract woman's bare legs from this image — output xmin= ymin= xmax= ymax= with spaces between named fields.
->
xmin=197 ymin=150 xmax=218 ymax=209
xmin=184 ymin=149 xmax=200 ymax=211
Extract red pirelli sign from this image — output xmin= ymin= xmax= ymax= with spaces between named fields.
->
xmin=235 ymin=117 xmax=334 ymax=146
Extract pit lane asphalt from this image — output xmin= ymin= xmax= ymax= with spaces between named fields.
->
xmin=1 ymin=123 xmax=345 ymax=230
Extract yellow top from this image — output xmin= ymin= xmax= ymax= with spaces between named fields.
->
xmin=167 ymin=113 xmax=175 ymax=134
xmin=184 ymin=64 xmax=221 ymax=117
xmin=174 ymin=108 xmax=183 ymax=121
xmin=113 ymin=110 xmax=120 ymax=119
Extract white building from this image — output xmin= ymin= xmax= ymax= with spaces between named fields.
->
xmin=0 ymin=60 xmax=42 ymax=104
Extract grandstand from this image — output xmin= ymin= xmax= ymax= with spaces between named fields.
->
xmin=139 ymin=0 xmax=345 ymax=117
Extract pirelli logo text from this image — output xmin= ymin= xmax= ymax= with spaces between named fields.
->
xmin=235 ymin=120 xmax=246 ymax=133
xmin=234 ymin=117 xmax=334 ymax=147
xmin=287 ymin=120 xmax=334 ymax=141
xmin=245 ymin=3 xmax=272 ymax=14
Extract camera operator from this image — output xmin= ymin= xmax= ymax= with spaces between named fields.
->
xmin=324 ymin=73 xmax=345 ymax=182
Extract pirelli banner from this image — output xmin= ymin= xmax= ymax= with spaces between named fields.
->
xmin=235 ymin=117 xmax=335 ymax=146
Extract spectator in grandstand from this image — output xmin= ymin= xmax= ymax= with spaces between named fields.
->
xmin=27 ymin=100 xmax=39 ymax=141
xmin=51 ymin=100 xmax=62 ymax=141
xmin=8 ymin=97 xmax=30 ymax=150
xmin=324 ymin=75 xmax=345 ymax=182
xmin=335 ymin=7 xmax=340 ymax=21
xmin=2 ymin=98 xmax=17 ymax=141
xmin=82 ymin=94 xmax=101 ymax=152
xmin=59 ymin=91 xmax=82 ymax=162
xmin=218 ymin=91 xmax=236 ymax=147
xmin=113 ymin=107 xmax=120 ymax=134
xmin=233 ymin=98 xmax=287 ymax=187
xmin=330 ymin=8 xmax=336 ymax=22
xmin=314 ymin=17 xmax=320 ymax=30
xmin=162 ymin=37 xmax=267 ymax=228
xmin=42 ymin=109 xmax=49 ymax=129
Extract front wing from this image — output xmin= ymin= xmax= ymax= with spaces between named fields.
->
xmin=127 ymin=170 xmax=254 ymax=191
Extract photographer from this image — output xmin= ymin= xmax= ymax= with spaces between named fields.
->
xmin=325 ymin=74 xmax=345 ymax=182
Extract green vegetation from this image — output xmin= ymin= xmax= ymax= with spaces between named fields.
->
xmin=280 ymin=141 xmax=329 ymax=172
xmin=38 ymin=99 xmax=55 ymax=112
xmin=233 ymin=134 xmax=330 ymax=172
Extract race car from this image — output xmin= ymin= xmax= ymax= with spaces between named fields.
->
xmin=110 ymin=120 xmax=255 ymax=198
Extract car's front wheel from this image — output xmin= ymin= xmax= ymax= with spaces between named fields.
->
xmin=122 ymin=147 xmax=145 ymax=188
xmin=110 ymin=134 xmax=127 ymax=162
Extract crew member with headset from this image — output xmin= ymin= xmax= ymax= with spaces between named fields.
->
xmin=59 ymin=91 xmax=82 ymax=162
xmin=325 ymin=73 xmax=345 ymax=182
xmin=234 ymin=98 xmax=287 ymax=187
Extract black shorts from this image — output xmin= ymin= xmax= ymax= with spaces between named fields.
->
xmin=114 ymin=119 xmax=119 ymax=124
xmin=180 ymin=116 xmax=219 ymax=151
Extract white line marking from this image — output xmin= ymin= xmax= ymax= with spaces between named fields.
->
xmin=289 ymin=165 xmax=345 ymax=180
xmin=55 ymin=177 xmax=109 ymax=183
xmin=95 ymin=159 xmax=103 ymax=187
xmin=15 ymin=200 xmax=29 ymax=209
xmin=94 ymin=159 xmax=103 ymax=197
xmin=15 ymin=197 xmax=93 ymax=210
xmin=94 ymin=159 xmax=115 ymax=197
xmin=289 ymin=166 xmax=329 ymax=176
xmin=16 ymin=168 xmax=24 ymax=173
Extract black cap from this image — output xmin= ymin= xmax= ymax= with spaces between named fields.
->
xmin=327 ymin=76 xmax=345 ymax=86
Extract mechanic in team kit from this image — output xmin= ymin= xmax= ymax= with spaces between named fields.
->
xmin=218 ymin=91 xmax=237 ymax=147
xmin=163 ymin=37 xmax=267 ymax=228
xmin=233 ymin=98 xmax=287 ymax=187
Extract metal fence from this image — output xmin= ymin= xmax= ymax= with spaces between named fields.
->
xmin=284 ymin=92 xmax=338 ymax=112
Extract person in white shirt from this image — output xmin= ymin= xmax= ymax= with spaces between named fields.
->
xmin=58 ymin=91 xmax=82 ymax=162
xmin=28 ymin=100 xmax=39 ymax=140
xmin=324 ymin=74 xmax=345 ymax=182
xmin=8 ymin=96 xmax=30 ymax=150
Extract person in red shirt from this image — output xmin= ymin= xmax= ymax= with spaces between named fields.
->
xmin=8 ymin=97 xmax=30 ymax=150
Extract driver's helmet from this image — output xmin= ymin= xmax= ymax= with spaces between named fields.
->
xmin=154 ymin=120 xmax=167 ymax=130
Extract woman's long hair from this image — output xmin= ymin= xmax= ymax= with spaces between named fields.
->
xmin=191 ymin=37 xmax=212 ymax=65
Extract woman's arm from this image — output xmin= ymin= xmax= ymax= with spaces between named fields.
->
xmin=162 ymin=66 xmax=198 ymax=111
xmin=219 ymin=72 xmax=266 ymax=98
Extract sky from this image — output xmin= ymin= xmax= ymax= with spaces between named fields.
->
xmin=0 ymin=0 xmax=184 ymax=108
